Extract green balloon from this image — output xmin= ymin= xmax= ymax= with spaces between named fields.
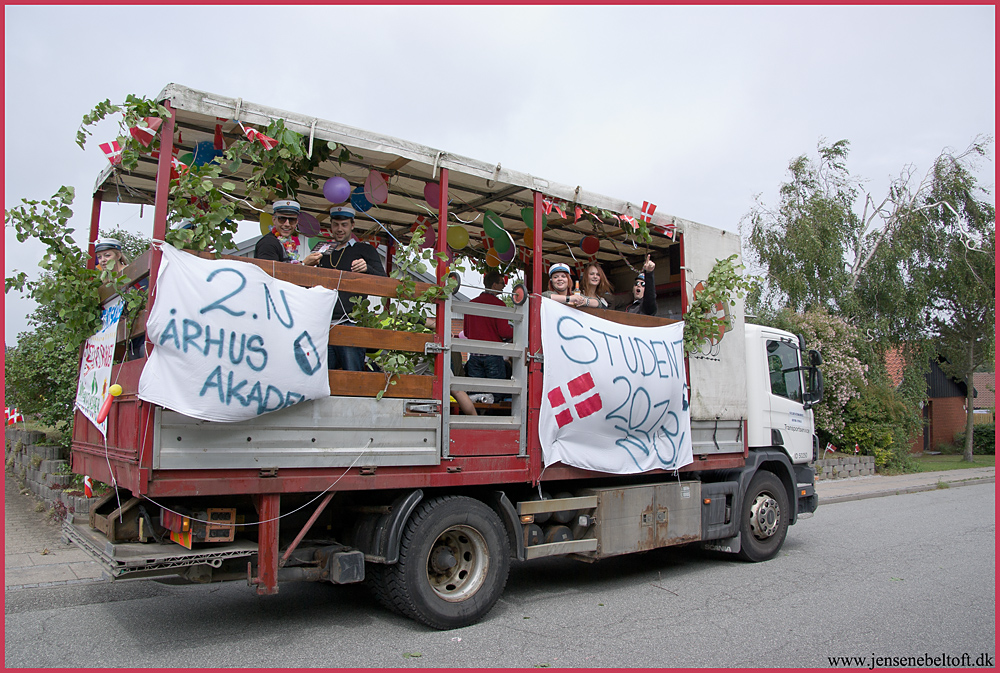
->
xmin=521 ymin=207 xmax=546 ymax=230
xmin=178 ymin=152 xmax=194 ymax=166
xmin=484 ymin=210 xmax=504 ymax=239
xmin=492 ymin=230 xmax=511 ymax=254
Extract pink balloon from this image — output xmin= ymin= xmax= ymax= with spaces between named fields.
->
xmin=323 ymin=176 xmax=351 ymax=204
xmin=364 ymin=170 xmax=389 ymax=205
xmin=423 ymin=182 xmax=441 ymax=209
xmin=420 ymin=223 xmax=437 ymax=250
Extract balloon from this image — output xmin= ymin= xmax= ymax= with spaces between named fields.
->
xmin=424 ymin=182 xmax=441 ymax=209
xmin=521 ymin=207 xmax=547 ymax=230
xmin=485 ymin=248 xmax=500 ymax=267
xmin=178 ymin=152 xmax=194 ymax=167
xmin=498 ymin=244 xmax=516 ymax=263
xmin=522 ymin=227 xmax=534 ymax=249
xmin=259 ymin=212 xmax=273 ymax=235
xmin=193 ymin=141 xmax=222 ymax=167
xmin=419 ymin=222 xmax=437 ymax=249
xmin=363 ymin=170 xmax=389 ymax=205
xmin=350 ymin=186 xmax=373 ymax=212
xmin=447 ymin=225 xmax=470 ymax=249
xmin=492 ymin=229 xmax=512 ymax=254
xmin=483 ymin=210 xmax=505 ymax=239
xmin=323 ymin=176 xmax=351 ymax=204
xmin=297 ymin=211 xmax=321 ymax=237
xmin=581 ymin=235 xmax=601 ymax=256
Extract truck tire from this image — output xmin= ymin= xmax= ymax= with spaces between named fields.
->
xmin=379 ymin=495 xmax=510 ymax=630
xmin=737 ymin=471 xmax=789 ymax=562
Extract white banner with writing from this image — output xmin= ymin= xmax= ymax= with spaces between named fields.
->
xmin=539 ymin=298 xmax=693 ymax=474
xmin=76 ymin=297 xmax=124 ymax=437
xmin=138 ymin=243 xmax=337 ymax=422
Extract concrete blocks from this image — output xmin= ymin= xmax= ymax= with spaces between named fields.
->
xmin=814 ymin=455 xmax=876 ymax=481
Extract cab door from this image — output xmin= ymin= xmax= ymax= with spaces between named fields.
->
xmin=763 ymin=336 xmax=812 ymax=462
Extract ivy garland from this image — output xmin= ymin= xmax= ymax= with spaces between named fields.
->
xmin=683 ymin=254 xmax=753 ymax=355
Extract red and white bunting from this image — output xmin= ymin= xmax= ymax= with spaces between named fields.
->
xmin=239 ymin=122 xmax=278 ymax=150
xmin=574 ymin=206 xmax=584 ymax=223
xmin=640 ymin=201 xmax=657 ymax=223
xmin=99 ymin=141 xmax=123 ymax=165
xmin=214 ymin=123 xmax=225 ymax=150
xmin=542 ymin=198 xmax=566 ymax=219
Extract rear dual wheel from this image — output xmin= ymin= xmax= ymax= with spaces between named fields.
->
xmin=369 ymin=495 xmax=510 ymax=630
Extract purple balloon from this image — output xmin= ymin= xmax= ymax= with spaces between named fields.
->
xmin=323 ymin=176 xmax=351 ymax=204
xmin=498 ymin=243 xmax=516 ymax=263
xmin=297 ymin=211 xmax=320 ymax=237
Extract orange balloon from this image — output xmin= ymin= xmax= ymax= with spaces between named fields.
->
xmin=485 ymin=248 xmax=500 ymax=267
xmin=522 ymin=228 xmax=534 ymax=249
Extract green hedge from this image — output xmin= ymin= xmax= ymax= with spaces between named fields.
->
xmin=954 ymin=424 xmax=995 ymax=455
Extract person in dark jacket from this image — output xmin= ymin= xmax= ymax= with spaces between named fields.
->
xmin=311 ymin=205 xmax=386 ymax=370
xmin=254 ymin=200 xmax=303 ymax=263
xmin=622 ymin=255 xmax=657 ymax=315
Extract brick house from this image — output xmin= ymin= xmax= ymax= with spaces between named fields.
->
xmin=971 ymin=371 xmax=995 ymax=424
xmin=886 ymin=350 xmax=972 ymax=454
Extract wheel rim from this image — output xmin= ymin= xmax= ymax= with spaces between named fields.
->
xmin=425 ymin=525 xmax=490 ymax=602
xmin=749 ymin=492 xmax=781 ymax=540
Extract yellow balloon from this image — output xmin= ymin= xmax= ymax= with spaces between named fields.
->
xmin=485 ymin=248 xmax=500 ymax=267
xmin=447 ymin=225 xmax=470 ymax=249
xmin=259 ymin=212 xmax=273 ymax=235
xmin=109 ymin=384 xmax=123 ymax=397
xmin=522 ymin=228 xmax=534 ymax=249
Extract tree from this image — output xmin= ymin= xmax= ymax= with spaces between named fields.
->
xmin=741 ymin=136 xmax=992 ymax=346
xmin=918 ymin=154 xmax=995 ymax=461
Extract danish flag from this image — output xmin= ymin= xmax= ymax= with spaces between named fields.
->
xmin=547 ymin=372 xmax=603 ymax=429
xmin=640 ymin=201 xmax=657 ymax=223
xmin=99 ymin=141 xmax=122 ymax=165
xmin=5 ymin=407 xmax=24 ymax=426
xmin=83 ymin=476 xmax=93 ymax=498
xmin=128 ymin=116 xmax=162 ymax=148
xmin=214 ymin=123 xmax=225 ymax=150
xmin=654 ymin=221 xmax=677 ymax=238
xmin=620 ymin=213 xmax=638 ymax=230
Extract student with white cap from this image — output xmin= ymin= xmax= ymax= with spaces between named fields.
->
xmin=542 ymin=262 xmax=586 ymax=307
xmin=254 ymin=200 xmax=303 ymax=262
xmin=95 ymin=238 xmax=130 ymax=274
xmin=309 ymin=205 xmax=386 ymax=371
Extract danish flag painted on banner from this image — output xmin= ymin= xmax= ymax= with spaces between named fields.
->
xmin=547 ymin=372 xmax=603 ymax=429
xmin=640 ymin=201 xmax=657 ymax=223
xmin=99 ymin=141 xmax=122 ymax=165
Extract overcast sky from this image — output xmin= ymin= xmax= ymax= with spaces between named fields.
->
xmin=4 ymin=4 xmax=995 ymax=345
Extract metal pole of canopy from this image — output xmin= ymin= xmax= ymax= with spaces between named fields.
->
xmin=432 ymin=168 xmax=449 ymax=401
xmin=87 ymin=194 xmax=102 ymax=270
xmin=527 ymin=191 xmax=544 ymax=479
xmin=145 ymin=101 xmax=176 ymax=352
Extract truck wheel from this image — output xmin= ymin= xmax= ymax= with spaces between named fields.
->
xmin=737 ymin=471 xmax=789 ymax=562
xmin=383 ymin=495 xmax=510 ymax=630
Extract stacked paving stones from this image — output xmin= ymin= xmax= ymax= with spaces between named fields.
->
xmin=5 ymin=429 xmax=92 ymax=522
xmin=814 ymin=455 xmax=876 ymax=480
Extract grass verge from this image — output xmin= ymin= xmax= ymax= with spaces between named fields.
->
xmin=912 ymin=453 xmax=996 ymax=473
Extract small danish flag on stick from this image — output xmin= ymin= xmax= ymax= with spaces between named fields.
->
xmin=640 ymin=201 xmax=657 ymax=223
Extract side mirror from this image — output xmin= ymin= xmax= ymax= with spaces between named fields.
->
xmin=809 ymin=349 xmax=823 ymax=367
xmin=803 ymin=366 xmax=824 ymax=409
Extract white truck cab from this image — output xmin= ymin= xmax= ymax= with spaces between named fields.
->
xmin=745 ymin=323 xmax=824 ymax=464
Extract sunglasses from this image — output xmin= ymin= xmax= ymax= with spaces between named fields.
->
xmin=634 ymin=280 xmax=645 ymax=288
xmin=275 ymin=215 xmax=298 ymax=224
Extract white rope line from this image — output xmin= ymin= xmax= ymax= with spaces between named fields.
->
xmin=139 ymin=439 xmax=373 ymax=528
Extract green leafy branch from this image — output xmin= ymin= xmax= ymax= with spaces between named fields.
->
xmin=683 ymin=254 xmax=752 ymax=354
xmin=350 ymin=228 xmax=458 ymax=398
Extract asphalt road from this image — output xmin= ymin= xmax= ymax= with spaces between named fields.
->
xmin=5 ymin=483 xmax=995 ymax=668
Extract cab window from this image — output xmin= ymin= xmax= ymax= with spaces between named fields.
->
xmin=766 ymin=340 xmax=802 ymax=402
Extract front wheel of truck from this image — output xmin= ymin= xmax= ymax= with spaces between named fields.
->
xmin=737 ymin=470 xmax=789 ymax=562
xmin=380 ymin=495 xmax=510 ymax=630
